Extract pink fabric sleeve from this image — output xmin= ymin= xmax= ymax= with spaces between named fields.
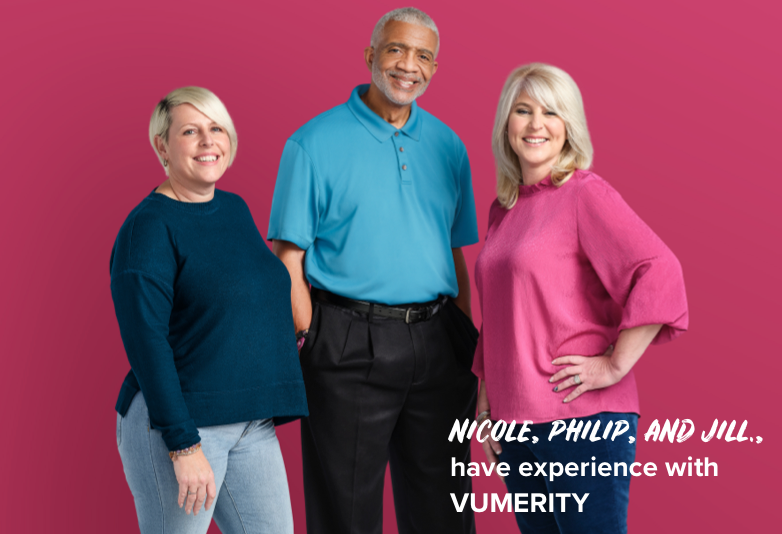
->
xmin=471 ymin=324 xmax=485 ymax=379
xmin=576 ymin=179 xmax=688 ymax=344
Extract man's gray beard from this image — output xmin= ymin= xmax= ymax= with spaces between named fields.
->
xmin=371 ymin=63 xmax=428 ymax=106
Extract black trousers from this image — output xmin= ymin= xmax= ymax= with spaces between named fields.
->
xmin=299 ymin=296 xmax=479 ymax=534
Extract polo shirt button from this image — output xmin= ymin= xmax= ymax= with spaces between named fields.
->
xmin=394 ymin=132 xmax=399 ymax=137
xmin=402 ymin=165 xmax=408 ymax=170
xmin=399 ymin=147 xmax=404 ymax=152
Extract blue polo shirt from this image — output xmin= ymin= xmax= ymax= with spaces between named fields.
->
xmin=268 ymin=84 xmax=479 ymax=305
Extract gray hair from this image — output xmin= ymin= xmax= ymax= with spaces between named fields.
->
xmin=492 ymin=63 xmax=593 ymax=209
xmin=149 ymin=86 xmax=238 ymax=175
xmin=371 ymin=7 xmax=440 ymax=57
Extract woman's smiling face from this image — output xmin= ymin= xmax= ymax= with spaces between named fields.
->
xmin=507 ymin=91 xmax=567 ymax=178
xmin=156 ymin=103 xmax=231 ymax=187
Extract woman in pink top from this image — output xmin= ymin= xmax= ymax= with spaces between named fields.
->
xmin=473 ymin=64 xmax=688 ymax=533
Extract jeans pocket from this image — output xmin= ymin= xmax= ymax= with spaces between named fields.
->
xmin=116 ymin=413 xmax=122 ymax=448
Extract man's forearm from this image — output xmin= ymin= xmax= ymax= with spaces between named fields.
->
xmin=452 ymin=247 xmax=472 ymax=319
xmin=272 ymin=240 xmax=312 ymax=332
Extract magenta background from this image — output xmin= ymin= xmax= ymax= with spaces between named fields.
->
xmin=2 ymin=0 xmax=779 ymax=532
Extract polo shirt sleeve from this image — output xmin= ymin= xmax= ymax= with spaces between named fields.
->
xmin=576 ymin=179 xmax=688 ymax=344
xmin=450 ymin=145 xmax=479 ymax=248
xmin=110 ymin=213 xmax=200 ymax=452
xmin=267 ymin=139 xmax=320 ymax=251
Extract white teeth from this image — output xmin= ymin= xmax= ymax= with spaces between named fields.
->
xmin=523 ymin=138 xmax=547 ymax=144
xmin=196 ymin=156 xmax=218 ymax=162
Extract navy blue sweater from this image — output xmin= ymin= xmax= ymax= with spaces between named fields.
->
xmin=111 ymin=189 xmax=308 ymax=451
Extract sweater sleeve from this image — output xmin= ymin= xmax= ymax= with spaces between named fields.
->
xmin=576 ymin=178 xmax=688 ymax=344
xmin=110 ymin=214 xmax=200 ymax=451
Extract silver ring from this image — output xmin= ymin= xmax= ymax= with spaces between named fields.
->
xmin=574 ymin=374 xmax=582 ymax=385
xmin=187 ymin=492 xmax=196 ymax=495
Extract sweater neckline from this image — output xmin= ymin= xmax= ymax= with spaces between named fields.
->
xmin=518 ymin=175 xmax=554 ymax=196
xmin=148 ymin=189 xmax=222 ymax=214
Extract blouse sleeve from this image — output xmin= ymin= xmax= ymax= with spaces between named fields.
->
xmin=110 ymin=213 xmax=200 ymax=451
xmin=576 ymin=178 xmax=688 ymax=344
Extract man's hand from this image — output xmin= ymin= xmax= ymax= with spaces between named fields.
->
xmin=272 ymin=240 xmax=312 ymax=333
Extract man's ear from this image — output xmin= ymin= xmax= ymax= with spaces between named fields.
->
xmin=364 ymin=46 xmax=375 ymax=72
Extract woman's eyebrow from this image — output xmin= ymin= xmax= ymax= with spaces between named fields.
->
xmin=178 ymin=122 xmax=213 ymax=129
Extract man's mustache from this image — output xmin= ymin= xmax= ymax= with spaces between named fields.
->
xmin=386 ymin=70 xmax=424 ymax=83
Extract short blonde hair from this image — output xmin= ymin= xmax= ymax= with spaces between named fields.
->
xmin=492 ymin=63 xmax=593 ymax=209
xmin=149 ymin=86 xmax=238 ymax=174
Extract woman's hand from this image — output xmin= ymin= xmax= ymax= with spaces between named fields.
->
xmin=550 ymin=324 xmax=663 ymax=403
xmin=550 ymin=346 xmax=623 ymax=403
xmin=172 ymin=448 xmax=217 ymax=515
xmin=476 ymin=381 xmax=504 ymax=481
xmin=479 ymin=425 xmax=504 ymax=482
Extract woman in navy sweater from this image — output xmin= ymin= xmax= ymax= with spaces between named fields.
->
xmin=111 ymin=87 xmax=308 ymax=534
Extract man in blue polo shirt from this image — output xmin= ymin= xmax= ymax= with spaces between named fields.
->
xmin=269 ymin=8 xmax=478 ymax=534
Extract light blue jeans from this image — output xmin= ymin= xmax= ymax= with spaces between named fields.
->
xmin=117 ymin=393 xmax=294 ymax=534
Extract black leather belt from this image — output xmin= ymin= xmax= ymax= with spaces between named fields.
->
xmin=312 ymin=288 xmax=446 ymax=324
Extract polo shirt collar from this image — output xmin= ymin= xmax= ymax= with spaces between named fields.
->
xmin=347 ymin=84 xmax=422 ymax=142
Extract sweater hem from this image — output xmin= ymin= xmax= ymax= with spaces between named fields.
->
xmin=116 ymin=380 xmax=309 ymax=427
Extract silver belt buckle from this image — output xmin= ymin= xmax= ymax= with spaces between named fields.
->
xmin=405 ymin=308 xmax=412 ymax=324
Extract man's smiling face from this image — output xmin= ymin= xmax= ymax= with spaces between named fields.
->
xmin=368 ymin=20 xmax=439 ymax=107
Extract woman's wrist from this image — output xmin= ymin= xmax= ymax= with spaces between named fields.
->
xmin=608 ymin=346 xmax=642 ymax=379
xmin=610 ymin=324 xmax=663 ymax=378
xmin=169 ymin=442 xmax=202 ymax=461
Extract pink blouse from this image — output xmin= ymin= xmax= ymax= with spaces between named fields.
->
xmin=472 ymin=170 xmax=688 ymax=423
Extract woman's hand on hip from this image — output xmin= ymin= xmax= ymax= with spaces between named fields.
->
xmin=173 ymin=448 xmax=217 ymax=515
xmin=549 ymin=325 xmax=663 ymax=403
xmin=549 ymin=345 xmax=625 ymax=403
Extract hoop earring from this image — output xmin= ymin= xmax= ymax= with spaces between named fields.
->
xmin=162 ymin=159 xmax=168 ymax=167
